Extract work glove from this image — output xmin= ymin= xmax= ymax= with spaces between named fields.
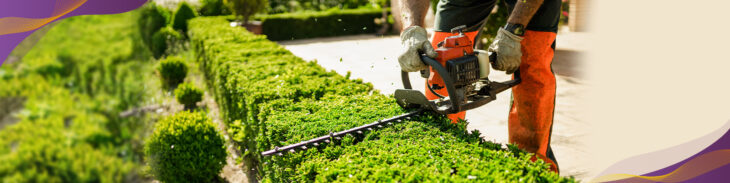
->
xmin=488 ymin=27 xmax=524 ymax=74
xmin=398 ymin=26 xmax=438 ymax=72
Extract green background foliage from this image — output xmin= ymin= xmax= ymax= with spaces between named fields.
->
xmin=144 ymin=111 xmax=227 ymax=183
xmin=0 ymin=10 xmax=158 ymax=182
xmin=267 ymin=0 xmax=374 ymax=14
xmin=480 ymin=0 xmax=510 ymax=48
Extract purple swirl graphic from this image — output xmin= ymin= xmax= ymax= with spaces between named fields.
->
xmin=0 ymin=0 xmax=147 ymax=66
xmin=594 ymin=121 xmax=730 ymax=182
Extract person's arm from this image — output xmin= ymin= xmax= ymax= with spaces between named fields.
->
xmin=395 ymin=0 xmax=437 ymax=72
xmin=399 ymin=0 xmax=431 ymax=30
xmin=490 ymin=0 xmax=546 ymax=74
xmin=507 ymin=0 xmax=545 ymax=26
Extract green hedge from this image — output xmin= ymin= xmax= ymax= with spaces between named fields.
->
xmin=256 ymin=8 xmax=383 ymax=41
xmin=188 ymin=16 xmax=574 ymax=182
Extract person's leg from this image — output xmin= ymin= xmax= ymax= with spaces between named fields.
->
xmin=504 ymin=0 xmax=562 ymax=173
xmin=429 ymin=0 xmax=496 ymax=123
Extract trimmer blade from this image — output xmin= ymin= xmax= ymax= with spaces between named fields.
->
xmin=394 ymin=89 xmax=431 ymax=109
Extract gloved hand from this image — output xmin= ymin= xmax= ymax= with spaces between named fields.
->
xmin=488 ymin=27 xmax=524 ymax=74
xmin=398 ymin=26 xmax=438 ymax=72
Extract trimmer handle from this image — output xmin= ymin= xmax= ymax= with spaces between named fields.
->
xmin=401 ymin=52 xmax=520 ymax=90
xmin=487 ymin=52 xmax=521 ymax=87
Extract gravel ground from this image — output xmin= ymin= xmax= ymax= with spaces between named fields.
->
xmin=279 ymin=30 xmax=593 ymax=180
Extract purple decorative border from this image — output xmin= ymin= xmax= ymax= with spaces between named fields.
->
xmin=3 ymin=1 xmax=730 ymax=181
xmin=599 ymin=121 xmax=730 ymax=182
xmin=637 ymin=127 xmax=730 ymax=182
xmin=0 ymin=0 xmax=147 ymax=66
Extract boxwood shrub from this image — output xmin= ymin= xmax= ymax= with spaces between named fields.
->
xmin=198 ymin=0 xmax=230 ymax=16
xmin=144 ymin=111 xmax=227 ymax=183
xmin=256 ymin=8 xmax=383 ymax=41
xmin=151 ymin=26 xmax=183 ymax=59
xmin=157 ymin=56 xmax=188 ymax=88
xmin=172 ymin=2 xmax=197 ymax=33
xmin=138 ymin=3 xmax=171 ymax=48
xmin=174 ymin=82 xmax=203 ymax=110
xmin=188 ymin=16 xmax=574 ymax=182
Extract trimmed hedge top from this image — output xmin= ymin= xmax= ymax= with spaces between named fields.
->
xmin=188 ymin=16 xmax=575 ymax=182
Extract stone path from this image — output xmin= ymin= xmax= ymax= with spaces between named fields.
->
xmin=279 ymin=30 xmax=593 ymax=180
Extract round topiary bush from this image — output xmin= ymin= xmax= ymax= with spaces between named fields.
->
xmin=157 ymin=56 xmax=188 ymax=89
xmin=172 ymin=2 xmax=198 ymax=33
xmin=138 ymin=3 xmax=171 ymax=49
xmin=144 ymin=111 xmax=226 ymax=183
xmin=151 ymin=27 xmax=182 ymax=59
xmin=174 ymin=82 xmax=203 ymax=110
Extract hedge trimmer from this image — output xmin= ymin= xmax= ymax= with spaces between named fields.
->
xmin=261 ymin=25 xmax=520 ymax=156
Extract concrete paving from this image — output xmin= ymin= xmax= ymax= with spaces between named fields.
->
xmin=279 ymin=31 xmax=592 ymax=180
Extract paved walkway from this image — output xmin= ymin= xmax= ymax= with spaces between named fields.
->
xmin=280 ymin=31 xmax=592 ymax=179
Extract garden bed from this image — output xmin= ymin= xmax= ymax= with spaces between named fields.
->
xmin=189 ymin=16 xmax=575 ymax=182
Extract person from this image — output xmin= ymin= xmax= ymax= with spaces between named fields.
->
xmin=397 ymin=0 xmax=561 ymax=173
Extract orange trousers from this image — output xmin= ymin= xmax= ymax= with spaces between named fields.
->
xmin=427 ymin=30 xmax=558 ymax=172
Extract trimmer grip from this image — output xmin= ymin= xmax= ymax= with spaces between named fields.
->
xmin=487 ymin=52 xmax=521 ymax=84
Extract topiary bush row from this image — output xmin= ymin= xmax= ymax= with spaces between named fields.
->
xmin=138 ymin=2 xmax=197 ymax=59
xmin=189 ymin=16 xmax=575 ymax=182
xmin=255 ymin=8 xmax=384 ymax=41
